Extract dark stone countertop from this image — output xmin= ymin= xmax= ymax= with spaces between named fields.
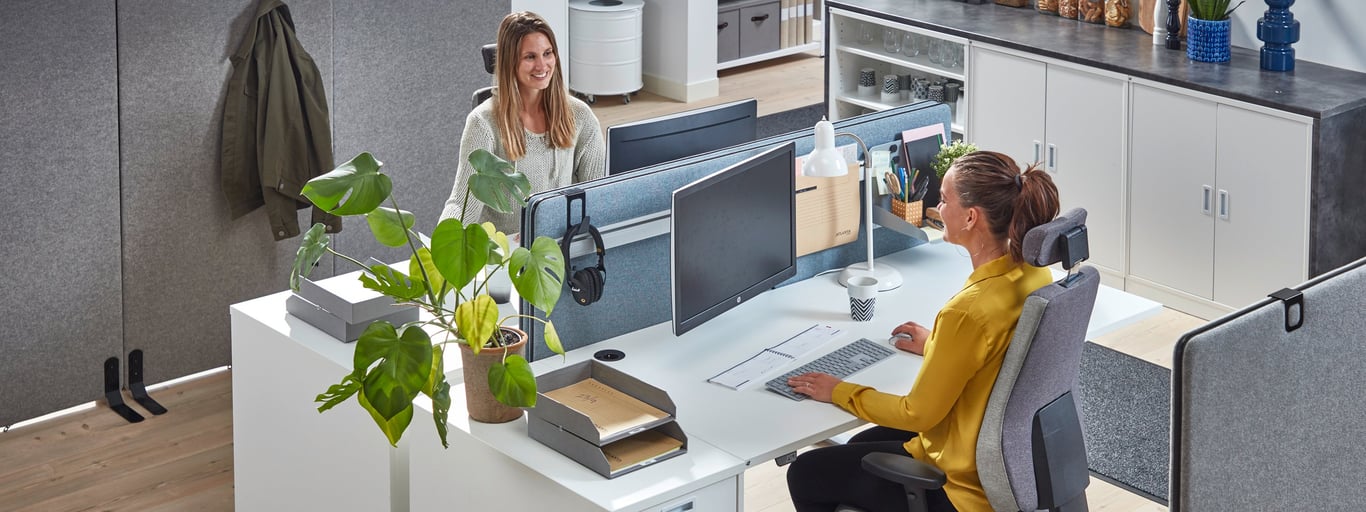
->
xmin=828 ymin=0 xmax=1366 ymax=119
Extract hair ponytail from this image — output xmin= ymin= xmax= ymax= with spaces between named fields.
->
xmin=1006 ymin=163 xmax=1059 ymax=262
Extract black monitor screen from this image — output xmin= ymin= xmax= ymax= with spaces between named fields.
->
xmin=901 ymin=131 xmax=945 ymax=207
xmin=607 ymin=99 xmax=758 ymax=175
xmin=671 ymin=142 xmax=796 ymax=336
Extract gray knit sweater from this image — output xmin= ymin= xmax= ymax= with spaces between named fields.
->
xmin=440 ymin=96 xmax=605 ymax=234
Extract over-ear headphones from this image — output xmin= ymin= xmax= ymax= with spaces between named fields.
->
xmin=559 ymin=215 xmax=607 ymax=306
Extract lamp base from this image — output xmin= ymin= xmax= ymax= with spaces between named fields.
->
xmin=837 ymin=262 xmax=903 ymax=291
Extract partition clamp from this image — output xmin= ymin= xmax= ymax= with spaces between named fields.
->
xmin=128 ymin=349 xmax=167 ymax=415
xmin=103 ymin=357 xmax=144 ymax=423
xmin=1267 ymin=288 xmax=1304 ymax=333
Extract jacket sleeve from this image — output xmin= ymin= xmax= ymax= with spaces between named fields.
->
xmin=441 ymin=110 xmax=497 ymax=225
xmin=830 ymin=307 xmax=988 ymax=432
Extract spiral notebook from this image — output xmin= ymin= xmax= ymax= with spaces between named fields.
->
xmin=707 ymin=324 xmax=844 ymax=390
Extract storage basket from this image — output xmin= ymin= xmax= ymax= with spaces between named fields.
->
xmin=891 ymin=199 xmax=924 ymax=227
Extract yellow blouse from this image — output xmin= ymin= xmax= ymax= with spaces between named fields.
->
xmin=830 ymin=254 xmax=1051 ymax=512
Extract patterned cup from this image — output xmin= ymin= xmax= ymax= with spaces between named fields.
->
xmin=848 ymin=276 xmax=878 ymax=321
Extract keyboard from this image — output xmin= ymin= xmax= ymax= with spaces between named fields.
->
xmin=765 ymin=338 xmax=896 ymax=401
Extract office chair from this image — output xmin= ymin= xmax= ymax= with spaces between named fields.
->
xmin=471 ymin=43 xmax=497 ymax=108
xmin=841 ymin=208 xmax=1099 ymax=512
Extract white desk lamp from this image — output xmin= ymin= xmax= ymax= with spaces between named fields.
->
xmin=803 ymin=118 xmax=903 ymax=291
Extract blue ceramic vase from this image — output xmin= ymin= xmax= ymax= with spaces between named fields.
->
xmin=1187 ymin=17 xmax=1231 ymax=63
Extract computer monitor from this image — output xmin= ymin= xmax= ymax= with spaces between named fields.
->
xmin=670 ymin=142 xmax=797 ymax=336
xmin=606 ymin=99 xmax=759 ymax=175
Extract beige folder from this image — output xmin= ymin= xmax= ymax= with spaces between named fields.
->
xmin=794 ymin=153 xmax=861 ymax=257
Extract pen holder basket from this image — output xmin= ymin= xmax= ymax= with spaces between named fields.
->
xmin=891 ymin=199 xmax=924 ymax=227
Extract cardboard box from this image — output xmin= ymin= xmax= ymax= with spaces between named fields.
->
xmin=529 ymin=360 xmax=688 ymax=478
xmin=285 ymin=293 xmax=418 ymax=343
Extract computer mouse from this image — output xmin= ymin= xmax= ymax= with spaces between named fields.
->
xmin=889 ymin=333 xmax=912 ymax=345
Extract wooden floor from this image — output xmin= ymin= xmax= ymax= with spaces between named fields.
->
xmin=0 ymin=54 xmax=1192 ymax=512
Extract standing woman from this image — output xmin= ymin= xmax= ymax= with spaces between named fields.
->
xmin=441 ymin=11 xmax=605 ymax=234
xmin=783 ymin=151 xmax=1061 ymax=512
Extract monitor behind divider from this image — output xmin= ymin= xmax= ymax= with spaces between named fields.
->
xmin=607 ymin=98 xmax=759 ymax=176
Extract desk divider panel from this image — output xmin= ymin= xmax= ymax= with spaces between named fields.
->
xmin=1171 ymin=256 xmax=1366 ymax=510
xmin=520 ymin=103 xmax=952 ymax=361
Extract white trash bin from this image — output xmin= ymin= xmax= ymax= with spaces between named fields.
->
xmin=568 ymin=0 xmax=644 ymax=104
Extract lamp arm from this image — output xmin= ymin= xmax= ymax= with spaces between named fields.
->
xmin=834 ymin=131 xmax=875 ymax=273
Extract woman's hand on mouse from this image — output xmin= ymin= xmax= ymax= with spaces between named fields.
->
xmin=890 ymin=321 xmax=930 ymax=355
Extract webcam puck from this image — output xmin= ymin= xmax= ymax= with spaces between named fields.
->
xmin=594 ymin=349 xmax=625 ymax=362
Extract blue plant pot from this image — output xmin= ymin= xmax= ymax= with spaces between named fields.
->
xmin=1187 ymin=17 xmax=1231 ymax=63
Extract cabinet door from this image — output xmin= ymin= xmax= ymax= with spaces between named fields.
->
xmin=968 ymin=47 xmax=1046 ymax=170
xmin=1045 ymin=66 xmax=1127 ymax=275
xmin=1212 ymin=105 xmax=1310 ymax=308
xmin=1129 ymin=84 xmax=1217 ymax=299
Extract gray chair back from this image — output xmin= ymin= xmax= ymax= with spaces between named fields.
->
xmin=976 ymin=208 xmax=1099 ymax=512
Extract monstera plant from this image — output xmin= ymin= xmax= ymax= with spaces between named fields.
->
xmin=290 ymin=150 xmax=566 ymax=447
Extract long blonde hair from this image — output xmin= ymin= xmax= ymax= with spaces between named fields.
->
xmin=493 ymin=11 xmax=575 ymax=161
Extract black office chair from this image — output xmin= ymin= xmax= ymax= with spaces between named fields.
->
xmin=843 ymin=208 xmax=1099 ymax=512
xmin=471 ymin=43 xmax=497 ymax=109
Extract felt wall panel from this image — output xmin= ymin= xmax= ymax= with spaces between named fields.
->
xmin=0 ymin=0 xmax=121 ymax=426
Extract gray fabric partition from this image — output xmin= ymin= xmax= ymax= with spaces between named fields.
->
xmin=0 ymin=1 xmax=121 ymax=426
xmin=331 ymin=0 xmax=509 ymax=264
xmin=3 ymin=0 xmax=511 ymax=424
xmin=1172 ymin=256 xmax=1366 ymax=510
xmin=521 ymin=103 xmax=953 ymax=361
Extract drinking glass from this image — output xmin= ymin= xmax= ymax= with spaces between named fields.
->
xmin=882 ymin=28 xmax=901 ymax=53
xmin=901 ymin=32 xmax=919 ymax=57
xmin=859 ymin=23 xmax=875 ymax=45
xmin=928 ymin=40 xmax=944 ymax=64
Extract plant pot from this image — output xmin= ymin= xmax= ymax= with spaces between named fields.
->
xmin=458 ymin=327 xmax=529 ymax=424
xmin=1186 ymin=17 xmax=1231 ymax=62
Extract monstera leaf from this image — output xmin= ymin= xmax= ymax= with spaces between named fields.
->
xmin=366 ymin=207 xmax=416 ymax=247
xmin=508 ymin=236 xmax=566 ymax=315
xmin=466 ymin=149 xmax=531 ymax=215
xmin=488 ymin=354 xmax=537 ymax=408
xmin=301 ymin=152 xmax=392 ymax=216
xmin=290 ymin=223 xmax=331 ymax=291
xmin=431 ymin=218 xmax=489 ymax=291
xmin=353 ymin=322 xmax=433 ymax=422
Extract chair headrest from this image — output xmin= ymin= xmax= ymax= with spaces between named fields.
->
xmin=1021 ymin=208 xmax=1089 ymax=270
xmin=482 ymin=44 xmax=497 ymax=75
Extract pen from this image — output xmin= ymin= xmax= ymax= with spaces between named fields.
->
xmin=896 ymin=167 xmax=907 ymax=202
xmin=908 ymin=169 xmax=920 ymax=201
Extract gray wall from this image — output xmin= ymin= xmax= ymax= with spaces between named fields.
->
xmin=1 ymin=0 xmax=509 ymax=426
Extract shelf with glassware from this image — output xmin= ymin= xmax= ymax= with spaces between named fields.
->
xmin=826 ymin=7 xmax=967 ymax=134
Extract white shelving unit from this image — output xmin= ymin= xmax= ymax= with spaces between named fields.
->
xmin=826 ymin=8 xmax=968 ymax=134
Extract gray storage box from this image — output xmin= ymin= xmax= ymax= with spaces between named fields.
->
xmin=288 ymin=268 xmax=419 ymax=342
xmin=529 ymin=360 xmax=687 ymax=478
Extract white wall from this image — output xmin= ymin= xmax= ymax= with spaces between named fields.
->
xmin=640 ymin=0 xmax=718 ymax=102
xmin=1229 ymin=0 xmax=1366 ymax=74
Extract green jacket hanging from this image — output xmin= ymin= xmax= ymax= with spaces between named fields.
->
xmin=221 ymin=0 xmax=340 ymax=241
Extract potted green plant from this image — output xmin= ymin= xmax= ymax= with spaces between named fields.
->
xmin=1186 ymin=0 xmax=1245 ymax=62
xmin=931 ymin=140 xmax=978 ymax=179
xmin=291 ymin=150 xmax=567 ymax=448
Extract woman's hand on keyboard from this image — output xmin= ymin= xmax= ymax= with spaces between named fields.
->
xmin=787 ymin=372 xmax=840 ymax=403
xmin=891 ymin=322 xmax=930 ymax=355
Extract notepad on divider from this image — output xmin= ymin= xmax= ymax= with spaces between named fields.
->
xmin=707 ymin=324 xmax=844 ymax=390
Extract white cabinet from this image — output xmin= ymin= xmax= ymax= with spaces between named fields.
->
xmin=1129 ymin=83 xmax=1311 ymax=317
xmin=968 ymin=46 xmax=1128 ymax=283
xmin=826 ymin=7 xmax=967 ymax=133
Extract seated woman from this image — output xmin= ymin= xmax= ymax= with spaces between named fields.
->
xmin=784 ymin=151 xmax=1061 ymax=512
xmin=441 ymin=11 xmax=605 ymax=234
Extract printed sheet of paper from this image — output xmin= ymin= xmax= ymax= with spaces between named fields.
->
xmin=708 ymin=325 xmax=844 ymax=390
xmin=602 ymin=430 xmax=684 ymax=473
xmin=543 ymin=378 xmax=669 ymax=438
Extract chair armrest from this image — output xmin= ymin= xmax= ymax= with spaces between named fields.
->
xmin=861 ymin=452 xmax=947 ymax=490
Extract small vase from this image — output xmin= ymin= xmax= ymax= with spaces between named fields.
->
xmin=1186 ymin=17 xmax=1231 ymax=63
xmin=1257 ymin=0 xmax=1299 ymax=71
xmin=459 ymin=327 xmax=529 ymax=423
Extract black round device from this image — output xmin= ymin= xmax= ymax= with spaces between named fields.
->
xmin=594 ymin=349 xmax=625 ymax=362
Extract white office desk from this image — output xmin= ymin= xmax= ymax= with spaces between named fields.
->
xmin=400 ymin=242 xmax=1161 ymax=511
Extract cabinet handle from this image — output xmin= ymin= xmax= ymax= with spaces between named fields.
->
xmin=1033 ymin=140 xmax=1042 ymax=165
xmin=751 ymin=14 xmax=770 ymax=22
xmin=1218 ymin=189 xmax=1229 ymax=220
xmin=1202 ymin=185 xmax=1213 ymax=216
xmin=718 ymin=21 xmax=729 ymax=30
xmin=1046 ymin=143 xmax=1057 ymax=173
